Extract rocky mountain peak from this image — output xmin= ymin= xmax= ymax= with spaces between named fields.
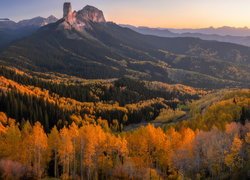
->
xmin=77 ymin=5 xmax=106 ymax=23
xmin=60 ymin=3 xmax=106 ymax=31
xmin=47 ymin=15 xmax=58 ymax=22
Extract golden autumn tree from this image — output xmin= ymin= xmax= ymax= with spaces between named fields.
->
xmin=100 ymin=133 xmax=128 ymax=178
xmin=0 ymin=122 xmax=6 ymax=134
xmin=30 ymin=122 xmax=48 ymax=178
xmin=0 ymin=112 xmax=8 ymax=125
xmin=20 ymin=121 xmax=33 ymax=167
xmin=48 ymin=126 xmax=60 ymax=178
xmin=68 ymin=122 xmax=79 ymax=178
xmin=225 ymin=136 xmax=243 ymax=173
xmin=125 ymin=126 xmax=150 ymax=177
xmin=165 ymin=127 xmax=181 ymax=167
xmin=125 ymin=125 xmax=170 ymax=179
xmin=78 ymin=124 xmax=106 ymax=179
xmin=173 ymin=128 xmax=195 ymax=175
xmin=143 ymin=125 xmax=168 ymax=172
xmin=97 ymin=117 xmax=110 ymax=132
xmin=58 ymin=127 xmax=73 ymax=179
xmin=0 ymin=122 xmax=21 ymax=161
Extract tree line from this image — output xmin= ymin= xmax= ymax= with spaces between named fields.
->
xmin=0 ymin=76 xmax=168 ymax=131
xmin=0 ymin=66 xmax=202 ymax=106
xmin=0 ymin=112 xmax=249 ymax=179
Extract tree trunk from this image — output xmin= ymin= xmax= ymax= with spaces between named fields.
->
xmin=73 ymin=139 xmax=76 ymax=179
xmin=80 ymin=139 xmax=83 ymax=180
xmin=54 ymin=150 xmax=58 ymax=178
xmin=38 ymin=147 xmax=41 ymax=178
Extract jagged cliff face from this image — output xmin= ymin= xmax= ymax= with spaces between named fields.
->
xmin=63 ymin=2 xmax=72 ymax=18
xmin=60 ymin=3 xmax=106 ymax=31
xmin=77 ymin=5 xmax=106 ymax=23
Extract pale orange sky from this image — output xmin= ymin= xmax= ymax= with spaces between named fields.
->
xmin=104 ymin=0 xmax=250 ymax=28
xmin=2 ymin=0 xmax=250 ymax=28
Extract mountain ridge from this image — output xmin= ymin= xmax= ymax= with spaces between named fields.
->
xmin=0 ymin=16 xmax=58 ymax=48
xmin=1 ymin=3 xmax=250 ymax=89
xmin=121 ymin=25 xmax=250 ymax=47
xmin=0 ymin=15 xmax=58 ymax=29
xmin=169 ymin=26 xmax=250 ymax=36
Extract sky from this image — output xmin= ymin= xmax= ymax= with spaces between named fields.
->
xmin=1 ymin=0 xmax=250 ymax=28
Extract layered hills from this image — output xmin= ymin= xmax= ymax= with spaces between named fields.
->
xmin=122 ymin=25 xmax=250 ymax=47
xmin=0 ymin=3 xmax=249 ymax=179
xmin=0 ymin=4 xmax=250 ymax=89
xmin=0 ymin=16 xmax=58 ymax=48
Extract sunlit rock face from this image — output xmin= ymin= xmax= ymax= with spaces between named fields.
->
xmin=63 ymin=2 xmax=72 ymax=18
xmin=60 ymin=2 xmax=106 ymax=31
xmin=77 ymin=5 xmax=106 ymax=23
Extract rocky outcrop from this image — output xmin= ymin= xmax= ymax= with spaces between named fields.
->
xmin=63 ymin=2 xmax=72 ymax=18
xmin=77 ymin=5 xmax=106 ymax=23
xmin=60 ymin=3 xmax=106 ymax=31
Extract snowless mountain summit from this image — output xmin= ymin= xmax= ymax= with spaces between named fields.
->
xmin=61 ymin=2 xmax=106 ymax=31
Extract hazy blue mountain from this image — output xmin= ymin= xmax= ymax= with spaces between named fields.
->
xmin=121 ymin=25 xmax=250 ymax=47
xmin=169 ymin=26 xmax=250 ymax=36
xmin=0 ymin=16 xmax=58 ymax=48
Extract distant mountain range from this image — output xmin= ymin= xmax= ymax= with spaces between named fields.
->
xmin=121 ymin=26 xmax=250 ymax=36
xmin=0 ymin=15 xmax=57 ymax=29
xmin=170 ymin=26 xmax=250 ymax=36
xmin=0 ymin=16 xmax=58 ymax=48
xmin=0 ymin=5 xmax=250 ymax=89
xmin=121 ymin=25 xmax=250 ymax=47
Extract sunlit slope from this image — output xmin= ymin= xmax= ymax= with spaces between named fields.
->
xmin=1 ymin=21 xmax=250 ymax=88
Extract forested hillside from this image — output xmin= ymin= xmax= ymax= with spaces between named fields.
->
xmin=0 ymin=113 xmax=249 ymax=179
xmin=0 ymin=65 xmax=249 ymax=179
xmin=0 ymin=2 xmax=250 ymax=179
xmin=1 ymin=20 xmax=250 ymax=88
xmin=0 ymin=66 xmax=205 ymax=131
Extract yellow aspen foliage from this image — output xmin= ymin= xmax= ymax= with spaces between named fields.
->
xmin=20 ymin=121 xmax=33 ymax=167
xmin=98 ymin=133 xmax=128 ymax=176
xmin=58 ymin=127 xmax=73 ymax=179
xmin=31 ymin=122 xmax=48 ymax=178
xmin=225 ymin=136 xmax=243 ymax=171
xmin=0 ymin=122 xmax=6 ymax=134
xmin=78 ymin=124 xmax=108 ymax=179
xmin=173 ymin=128 xmax=195 ymax=172
xmin=48 ymin=126 xmax=60 ymax=153
xmin=0 ymin=122 xmax=21 ymax=161
xmin=69 ymin=114 xmax=82 ymax=126
xmin=0 ymin=112 xmax=8 ymax=125
xmin=68 ymin=122 xmax=79 ymax=178
xmin=48 ymin=126 xmax=60 ymax=178
xmin=97 ymin=117 xmax=110 ymax=132
xmin=166 ymin=127 xmax=182 ymax=148
xmin=69 ymin=122 xmax=79 ymax=138
xmin=125 ymin=127 xmax=149 ymax=164
xmin=179 ymin=128 xmax=195 ymax=150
